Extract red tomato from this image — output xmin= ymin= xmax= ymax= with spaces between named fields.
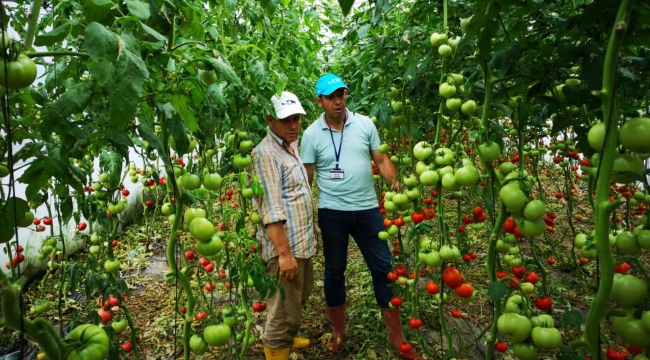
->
xmin=442 ymin=267 xmax=463 ymax=288
xmin=614 ymin=262 xmax=630 ymax=274
xmin=185 ymin=251 xmax=195 ymax=261
xmin=605 ymin=346 xmax=627 ymax=360
xmin=77 ymin=222 xmax=87 ymax=231
xmin=199 ymin=257 xmax=209 ymax=267
xmin=494 ymin=341 xmax=508 ymax=353
xmin=43 ymin=218 xmax=52 ymax=225
xmin=395 ymin=264 xmax=407 ymax=276
xmin=496 ymin=270 xmax=508 ymax=279
xmin=425 ymin=281 xmax=439 ymax=295
xmin=534 ymin=296 xmax=553 ymax=311
xmin=196 ymin=311 xmax=207 ymax=321
xmin=409 ymin=317 xmax=422 ymax=329
xmin=398 ymin=342 xmax=412 ymax=353
xmin=390 ymin=296 xmax=402 ymax=307
xmin=121 ymin=341 xmax=133 ymax=353
xmin=511 ymin=265 xmax=526 ymax=278
xmin=387 ymin=271 xmax=398 ymax=282
xmin=121 ymin=189 xmax=130 ymax=196
xmin=33 ymin=218 xmax=41 ymax=225
xmin=454 ymin=283 xmax=474 ymax=298
xmin=524 ymin=271 xmax=539 ymax=284
xmin=451 ymin=310 xmax=462 ymax=318
xmin=411 ymin=211 xmax=425 ymax=223
xmin=547 ymin=258 xmax=556 ymax=265
xmin=472 ymin=206 xmax=483 ymax=217
xmin=204 ymin=262 xmax=215 ymax=273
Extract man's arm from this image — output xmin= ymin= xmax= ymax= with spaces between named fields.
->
xmin=265 ymin=222 xmax=298 ymax=280
xmin=371 ymin=150 xmax=400 ymax=191
xmin=303 ymin=163 xmax=315 ymax=187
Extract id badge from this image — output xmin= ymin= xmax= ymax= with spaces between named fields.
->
xmin=330 ymin=169 xmax=344 ymax=180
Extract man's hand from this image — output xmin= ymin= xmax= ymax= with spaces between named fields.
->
xmin=278 ymin=253 xmax=299 ymax=280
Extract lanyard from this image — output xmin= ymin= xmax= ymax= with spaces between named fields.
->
xmin=325 ymin=111 xmax=347 ymax=169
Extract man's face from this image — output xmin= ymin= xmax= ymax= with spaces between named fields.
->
xmin=316 ymin=88 xmax=347 ymax=120
xmin=267 ymin=114 xmax=302 ymax=143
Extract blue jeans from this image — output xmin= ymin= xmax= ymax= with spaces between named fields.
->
xmin=318 ymin=207 xmax=393 ymax=308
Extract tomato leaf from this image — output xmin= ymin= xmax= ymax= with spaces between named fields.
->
xmin=99 ymin=151 xmax=124 ymax=188
xmin=84 ymin=22 xmax=119 ymax=62
xmin=41 ymin=81 xmax=94 ymax=140
xmin=109 ymin=32 xmax=149 ymax=130
xmin=202 ymin=56 xmax=242 ymax=87
xmin=140 ymin=23 xmax=166 ymax=42
xmin=488 ymin=282 xmax=508 ymax=301
xmin=34 ymin=22 xmax=72 ymax=47
xmin=137 ymin=122 xmax=166 ymax=160
xmin=171 ymin=95 xmax=198 ymax=132
xmin=179 ymin=189 xmax=195 ymax=206
xmin=105 ymin=129 xmax=134 ymax=160
xmin=168 ymin=114 xmax=189 ymax=155
xmin=125 ymin=0 xmax=150 ymax=20
xmin=60 ymin=196 xmax=74 ymax=224
xmin=560 ymin=309 xmax=583 ymax=328
xmin=83 ymin=0 xmax=114 ymax=23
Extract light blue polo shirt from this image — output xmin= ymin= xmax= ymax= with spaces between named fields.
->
xmin=300 ymin=110 xmax=380 ymax=211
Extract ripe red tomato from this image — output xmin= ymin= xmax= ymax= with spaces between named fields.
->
xmin=425 ymin=281 xmax=439 ymax=295
xmin=409 ymin=317 xmax=422 ymax=328
xmin=462 ymin=215 xmax=474 ymax=224
xmin=411 ymin=211 xmax=425 ymax=223
xmin=605 ymin=346 xmax=627 ymax=360
xmin=78 ymin=222 xmax=87 ymax=231
xmin=111 ymin=240 xmax=118 ymax=247
xmin=470 ymin=252 xmax=477 ymax=259
xmin=387 ymin=271 xmax=398 ymax=281
xmin=43 ymin=218 xmax=52 ymax=225
xmin=181 ymin=306 xmax=187 ymax=314
xmin=494 ymin=341 xmax=508 ymax=353
xmin=395 ymin=263 xmax=407 ymax=276
xmin=33 ymin=218 xmax=41 ymax=225
xmin=252 ymin=301 xmax=265 ymax=312
xmin=394 ymin=217 xmax=405 ymax=227
xmin=146 ymin=200 xmax=153 ymax=207
xmin=547 ymin=258 xmax=556 ymax=265
xmin=462 ymin=254 xmax=472 ymax=262
xmin=109 ymin=294 xmax=120 ymax=307
xmin=398 ymin=342 xmax=412 ymax=353
xmin=474 ymin=212 xmax=488 ymax=222
xmin=204 ymin=283 xmax=215 ymax=291
xmin=454 ymin=283 xmax=474 ymax=298
xmin=614 ymin=262 xmax=630 ymax=274
xmin=496 ymin=270 xmax=508 ymax=279
xmin=199 ymin=257 xmax=209 ymax=267
xmin=442 ymin=267 xmax=463 ymax=288
xmin=121 ymin=341 xmax=133 ymax=353
xmin=121 ymin=189 xmax=130 ymax=196
xmin=204 ymin=262 xmax=215 ymax=273
xmin=226 ymin=189 xmax=234 ymax=196
xmin=390 ymin=296 xmax=402 ymax=307
xmin=451 ymin=310 xmax=462 ymax=318
xmin=16 ymin=246 xmax=23 ymax=253
xmin=511 ymin=265 xmax=526 ymax=277
xmin=534 ymin=296 xmax=553 ymax=311
xmin=196 ymin=311 xmax=207 ymax=321
xmin=524 ymin=271 xmax=539 ymax=284
xmin=509 ymin=276 xmax=520 ymax=289
xmin=458 ymin=225 xmax=466 ymax=233
xmin=384 ymin=218 xmax=392 ymax=228
xmin=472 ymin=206 xmax=483 ymax=217
xmin=98 ymin=308 xmax=113 ymax=323
xmin=185 ymin=251 xmax=195 ymax=261
xmin=423 ymin=207 xmax=435 ymax=219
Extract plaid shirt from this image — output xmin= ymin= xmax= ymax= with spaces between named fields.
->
xmin=251 ymin=129 xmax=316 ymax=261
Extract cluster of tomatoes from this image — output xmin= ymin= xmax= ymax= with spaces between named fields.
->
xmin=32 ymin=217 xmax=52 ymax=232
xmin=459 ymin=206 xmax=489 ymax=233
xmin=4 ymin=245 xmax=25 ymax=269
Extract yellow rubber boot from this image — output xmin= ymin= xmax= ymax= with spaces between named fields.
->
xmin=292 ymin=337 xmax=310 ymax=349
xmin=263 ymin=346 xmax=290 ymax=360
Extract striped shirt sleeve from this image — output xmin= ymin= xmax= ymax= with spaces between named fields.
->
xmin=253 ymin=154 xmax=287 ymax=225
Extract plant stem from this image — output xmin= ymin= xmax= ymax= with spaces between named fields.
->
xmin=23 ymin=0 xmax=44 ymax=50
xmin=582 ymin=0 xmax=635 ymax=357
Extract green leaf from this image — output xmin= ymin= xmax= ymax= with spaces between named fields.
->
xmin=90 ymin=61 xmax=116 ymax=91
xmin=60 ymin=197 xmax=74 ymax=224
xmin=83 ymin=0 xmax=113 ymax=22
xmin=171 ymin=95 xmax=198 ymax=132
xmin=109 ymin=32 xmax=149 ymax=130
xmin=99 ymin=151 xmax=124 ymax=188
xmin=202 ymin=56 xmax=242 ymax=86
xmin=0 ymin=198 xmax=30 ymax=238
xmin=125 ymin=0 xmax=150 ymax=20
xmin=137 ymin=122 xmax=166 ymax=158
xmin=180 ymin=189 xmax=195 ymax=205
xmin=84 ymin=22 xmax=119 ymax=62
xmin=34 ymin=22 xmax=72 ymax=47
xmin=105 ymin=129 xmax=134 ymax=159
xmin=140 ymin=23 xmax=166 ymax=42
xmin=561 ymin=310 xmax=583 ymax=328
xmin=168 ymin=114 xmax=189 ymax=155
xmin=272 ymin=70 xmax=287 ymax=96
xmin=41 ymin=82 xmax=94 ymax=140
xmin=488 ymin=282 xmax=508 ymax=301
xmin=17 ymin=161 xmax=49 ymax=184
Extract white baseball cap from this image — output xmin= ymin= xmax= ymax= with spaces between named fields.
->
xmin=271 ymin=91 xmax=306 ymax=120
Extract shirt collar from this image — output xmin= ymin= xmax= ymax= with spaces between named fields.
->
xmin=319 ymin=109 xmax=354 ymax=130
xmin=267 ymin=129 xmax=297 ymax=151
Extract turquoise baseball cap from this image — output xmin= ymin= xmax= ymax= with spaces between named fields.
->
xmin=315 ymin=73 xmax=348 ymax=97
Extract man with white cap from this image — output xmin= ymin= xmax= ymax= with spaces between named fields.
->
xmin=300 ymin=74 xmax=418 ymax=359
xmin=252 ymin=91 xmax=316 ymax=360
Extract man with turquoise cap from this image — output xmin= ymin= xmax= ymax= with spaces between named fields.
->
xmin=300 ymin=73 xmax=418 ymax=359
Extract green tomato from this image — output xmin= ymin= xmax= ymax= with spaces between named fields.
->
xmin=0 ymin=54 xmax=37 ymax=89
xmin=518 ymin=218 xmax=545 ymax=237
xmin=239 ymin=140 xmax=254 ymax=152
xmin=104 ymin=259 xmax=120 ymax=273
xmin=413 ymin=141 xmax=433 ymax=161
xmin=530 ymin=314 xmax=554 ymax=328
xmin=637 ymin=229 xmax=650 ymax=250
xmin=574 ymin=233 xmax=588 ymax=248
xmin=461 ymin=100 xmax=477 ymax=115
xmin=65 ymin=324 xmax=109 ymax=360
xmin=615 ymin=231 xmax=641 ymax=255
xmin=441 ymin=173 xmax=460 ymax=191
xmin=184 ymin=208 xmax=207 ymax=227
xmin=619 ymin=117 xmax=650 ymax=153
xmin=611 ymin=308 xmax=650 ymax=347
xmin=203 ymin=324 xmax=231 ymax=346
xmin=446 ymin=98 xmax=462 ymax=112
xmin=478 ymin=142 xmax=501 ymax=163
xmin=439 ymin=244 xmax=460 ymax=260
xmin=512 ymin=342 xmax=539 ymax=360
xmin=422 ymin=250 xmax=443 ymax=267
xmin=378 ymin=231 xmax=389 ymax=241
xmin=378 ymin=143 xmax=390 ymax=154
xmin=499 ymin=162 xmax=515 ymax=175
xmin=611 ymin=274 xmax=648 ymax=307
xmin=522 ymin=200 xmax=546 ymax=221
xmin=402 ymin=174 xmax=418 ymax=187
xmin=196 ymin=235 xmax=222 ymax=256
xmin=612 ymin=153 xmax=645 ymax=184
xmin=434 ymin=148 xmax=455 ymax=166
xmin=392 ymin=193 xmax=410 ymax=206
xmin=531 ymin=327 xmax=562 ymax=350
xmin=190 ymin=217 xmax=215 ymax=242
xmin=111 ymin=319 xmax=127 ymax=333
xmin=500 ymin=182 xmax=528 ymax=214
xmin=439 ymin=83 xmax=457 ymax=99
xmin=202 ymin=173 xmax=223 ymax=191
xmin=189 ymin=335 xmax=208 ymax=355
xmin=200 ymin=70 xmax=217 ymax=85
xmin=181 ymin=173 xmax=201 ymax=190
xmin=497 ymin=313 xmax=532 ymax=343
xmin=438 ymin=44 xmax=452 ymax=57
xmin=454 ymin=165 xmax=479 ymax=187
